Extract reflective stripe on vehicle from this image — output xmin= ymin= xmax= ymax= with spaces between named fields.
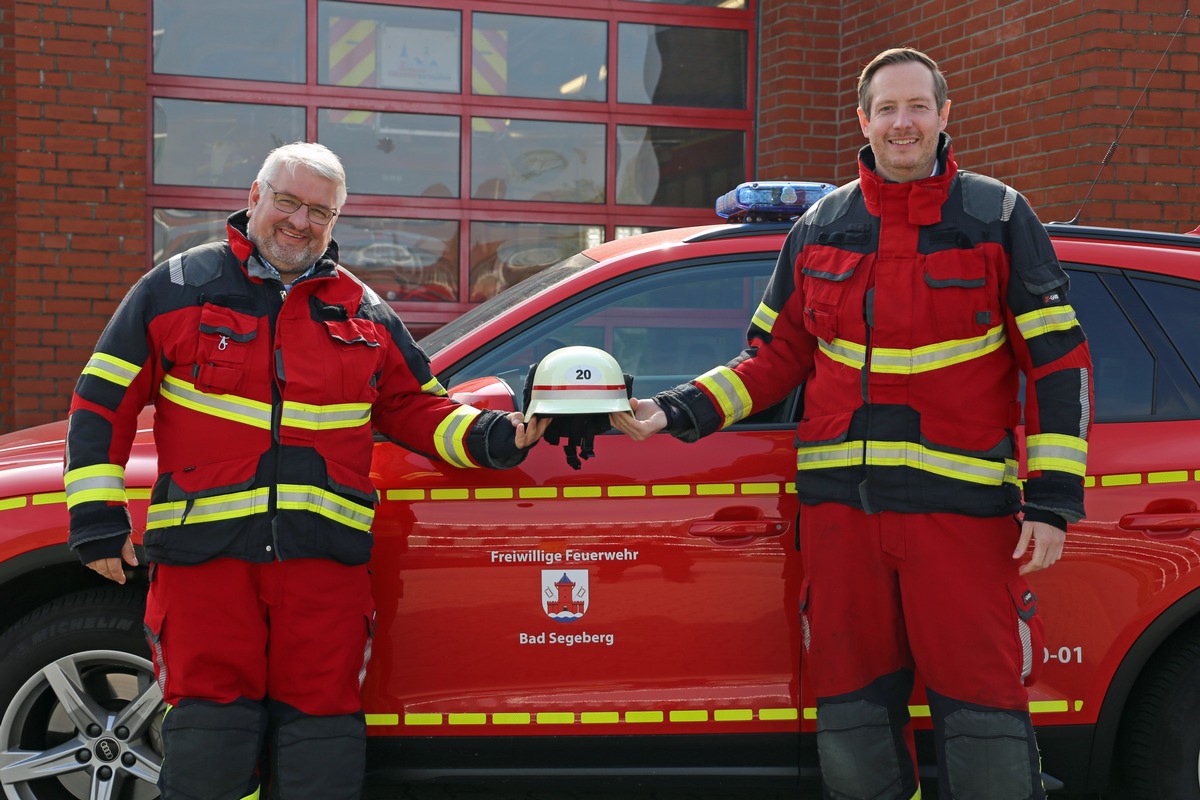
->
xmin=434 ymin=405 xmax=482 ymax=469
xmin=1026 ymin=433 xmax=1088 ymax=476
xmin=277 ymin=483 xmax=374 ymax=531
xmin=1015 ymin=304 xmax=1081 ymax=339
xmin=695 ymin=366 xmax=752 ymax=428
xmin=796 ymin=440 xmax=1020 ymax=487
xmin=80 ymin=352 xmax=141 ymax=388
xmin=280 ymin=401 xmax=372 ymax=431
xmin=385 ymin=481 xmax=798 ymax=502
xmin=159 ymin=375 xmax=273 ymax=429
xmin=145 ymin=487 xmax=271 ymax=529
xmin=64 ymin=464 xmax=127 ymax=508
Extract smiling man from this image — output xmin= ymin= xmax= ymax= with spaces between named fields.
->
xmin=64 ymin=141 xmax=547 ymax=799
xmin=612 ymin=48 xmax=1093 ymax=799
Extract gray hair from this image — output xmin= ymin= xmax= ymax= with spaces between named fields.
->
xmin=256 ymin=141 xmax=348 ymax=208
xmin=857 ymin=47 xmax=948 ymax=118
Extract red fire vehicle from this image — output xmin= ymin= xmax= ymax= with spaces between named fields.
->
xmin=1 ymin=183 xmax=1198 ymax=798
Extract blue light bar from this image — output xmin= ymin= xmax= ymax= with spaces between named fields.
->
xmin=715 ymin=181 xmax=837 ymax=222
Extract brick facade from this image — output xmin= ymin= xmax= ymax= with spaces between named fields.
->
xmin=0 ymin=0 xmax=1197 ymax=432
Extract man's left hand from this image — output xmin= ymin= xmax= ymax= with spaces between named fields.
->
xmin=1014 ymin=520 xmax=1066 ymax=575
xmin=510 ymin=412 xmax=552 ymax=449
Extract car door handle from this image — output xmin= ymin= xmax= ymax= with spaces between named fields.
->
xmin=1119 ymin=499 xmax=1200 ymax=538
xmin=688 ymin=519 xmax=790 ymax=539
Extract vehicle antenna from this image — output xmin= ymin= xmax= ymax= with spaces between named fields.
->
xmin=1058 ymin=8 xmax=1190 ymax=225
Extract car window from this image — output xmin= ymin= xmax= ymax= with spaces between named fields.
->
xmin=442 ymin=256 xmax=797 ymax=424
xmin=1065 ymin=265 xmax=1200 ymax=422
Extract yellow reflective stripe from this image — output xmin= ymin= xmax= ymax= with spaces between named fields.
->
xmin=871 ymin=325 xmax=1007 ymax=374
xmin=277 ymin=484 xmax=374 ymax=531
xmin=160 ymin=375 xmax=273 ymax=429
xmin=797 ymin=440 xmax=1019 ymax=486
xmin=695 ymin=366 xmax=752 ymax=428
xmin=81 ymin=352 xmax=141 ymax=388
xmin=145 ymin=488 xmax=271 ymax=530
xmin=384 ymin=706 xmax=805 ymax=727
xmin=63 ymin=464 xmax=127 ymax=508
xmin=434 ymin=406 xmax=481 ymax=469
xmin=421 ymin=376 xmax=448 ymax=396
xmin=280 ymin=401 xmax=371 ymax=431
xmin=1015 ymin=305 xmax=1081 ymax=339
xmin=751 ymin=301 xmax=778 ymax=334
xmin=817 ymin=337 xmax=866 ymax=370
xmin=1027 ymin=433 xmax=1088 ymax=476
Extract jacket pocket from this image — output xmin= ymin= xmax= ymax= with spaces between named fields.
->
xmin=800 ymin=248 xmax=860 ymax=341
xmin=1007 ymin=577 xmax=1044 ymax=687
xmin=318 ymin=318 xmax=383 ymax=404
xmin=195 ymin=304 xmax=260 ymax=394
xmin=922 ymin=249 xmax=999 ymax=341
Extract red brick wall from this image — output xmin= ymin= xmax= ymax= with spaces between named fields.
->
xmin=758 ymin=0 xmax=1200 ymax=227
xmin=3 ymin=0 xmax=147 ymax=431
xmin=1 ymin=0 xmax=1198 ymax=432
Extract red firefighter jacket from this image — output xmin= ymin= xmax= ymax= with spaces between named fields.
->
xmin=658 ymin=136 xmax=1093 ymax=524
xmin=65 ymin=210 xmax=527 ymax=567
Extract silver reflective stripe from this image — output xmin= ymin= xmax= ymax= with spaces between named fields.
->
xmin=81 ymin=352 xmax=141 ymax=388
xmin=145 ymin=488 xmax=271 ymax=529
xmin=277 ymin=484 xmax=374 ymax=531
xmin=695 ymin=366 xmax=752 ymax=428
xmin=752 ymin=302 xmax=778 ymax=334
xmin=160 ymin=375 xmax=273 ymax=429
xmin=1026 ymin=433 xmax=1088 ymax=476
xmin=818 ymin=338 xmax=866 ymax=370
xmin=435 ymin=406 xmax=480 ymax=469
xmin=281 ymin=401 xmax=371 ymax=431
xmin=1015 ymin=305 xmax=1079 ymax=339
xmin=1018 ymin=618 xmax=1033 ymax=682
xmin=871 ymin=326 xmax=1006 ymax=374
xmin=796 ymin=440 xmax=1017 ymax=486
xmin=64 ymin=465 xmax=127 ymax=508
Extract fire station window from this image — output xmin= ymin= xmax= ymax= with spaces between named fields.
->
xmin=616 ymin=126 xmax=745 ymax=207
xmin=472 ymin=14 xmax=607 ymax=103
xmin=152 ymin=209 xmax=227 ymax=265
xmin=625 ymin=0 xmax=747 ymax=6
xmin=617 ymin=23 xmax=747 ymax=109
xmin=153 ymin=100 xmax=306 ymax=189
xmin=152 ymin=0 xmax=306 ymax=83
xmin=317 ymin=3 xmax=461 ymax=93
xmin=469 ymin=222 xmax=604 ymax=303
xmin=318 ymin=110 xmax=460 ymax=198
xmin=471 ymin=119 xmax=606 ymax=203
xmin=337 ymin=217 xmax=460 ymax=304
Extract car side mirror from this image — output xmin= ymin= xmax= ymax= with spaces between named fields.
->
xmin=447 ymin=376 xmax=517 ymax=413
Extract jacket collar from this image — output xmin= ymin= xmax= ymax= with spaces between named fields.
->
xmin=224 ymin=209 xmax=342 ymax=280
xmin=857 ymin=132 xmax=957 ymax=226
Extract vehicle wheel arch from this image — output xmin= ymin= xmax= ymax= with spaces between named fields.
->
xmin=1085 ymin=585 xmax=1200 ymax=791
xmin=0 ymin=544 xmax=149 ymax=635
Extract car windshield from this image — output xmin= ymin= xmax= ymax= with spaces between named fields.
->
xmin=418 ymin=252 xmax=599 ymax=356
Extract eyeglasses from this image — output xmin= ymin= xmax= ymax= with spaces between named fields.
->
xmin=261 ymin=180 xmax=338 ymax=226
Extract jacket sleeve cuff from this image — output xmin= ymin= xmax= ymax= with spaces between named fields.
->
xmin=1021 ymin=507 xmax=1068 ymax=532
xmin=73 ymin=533 xmax=130 ymax=566
xmin=470 ymin=409 xmax=530 ymax=469
xmin=656 ymin=383 xmax=723 ymax=443
xmin=1022 ymin=474 xmax=1085 ymax=525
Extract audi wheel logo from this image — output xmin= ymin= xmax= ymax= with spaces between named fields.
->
xmin=94 ymin=738 xmax=119 ymax=763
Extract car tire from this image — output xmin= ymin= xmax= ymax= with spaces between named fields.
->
xmin=1116 ymin=630 xmax=1200 ymax=800
xmin=0 ymin=587 xmax=163 ymax=800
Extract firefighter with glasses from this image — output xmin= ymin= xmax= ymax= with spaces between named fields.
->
xmin=64 ymin=141 xmax=548 ymax=799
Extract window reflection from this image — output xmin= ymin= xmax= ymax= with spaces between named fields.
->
xmin=338 ymin=217 xmax=460 ymax=303
xmin=318 ymin=3 xmax=461 ymax=93
xmin=618 ymin=23 xmax=747 ymax=109
xmin=153 ymin=209 xmax=228 ymax=264
xmin=616 ymin=126 xmax=744 ymax=207
xmin=153 ymin=0 xmax=306 ymax=83
xmin=470 ymin=221 xmax=601 ymax=301
xmin=319 ymin=110 xmax=459 ymax=198
xmin=153 ymin=99 xmax=306 ymax=188
xmin=625 ymin=0 xmax=746 ymax=6
xmin=472 ymin=14 xmax=606 ymax=102
xmin=471 ymin=118 xmax=605 ymax=203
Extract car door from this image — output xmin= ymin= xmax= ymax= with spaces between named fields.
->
xmin=362 ymin=254 xmax=806 ymax=742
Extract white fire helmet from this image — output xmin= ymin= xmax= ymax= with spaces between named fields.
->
xmin=523 ymin=346 xmax=632 ymax=421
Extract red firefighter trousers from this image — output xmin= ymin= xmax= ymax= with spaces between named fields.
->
xmin=145 ymin=557 xmax=375 ymax=713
